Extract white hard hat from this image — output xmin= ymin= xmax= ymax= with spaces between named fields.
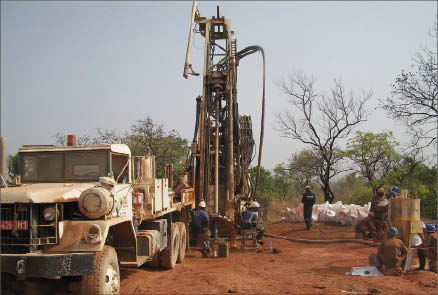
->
xmin=199 ymin=201 xmax=206 ymax=208
xmin=250 ymin=201 xmax=260 ymax=208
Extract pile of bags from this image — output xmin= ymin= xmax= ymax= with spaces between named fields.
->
xmin=281 ymin=201 xmax=370 ymax=226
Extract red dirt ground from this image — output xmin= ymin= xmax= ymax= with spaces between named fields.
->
xmin=120 ymin=222 xmax=437 ymax=295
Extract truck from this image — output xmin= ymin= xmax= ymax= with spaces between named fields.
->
xmin=0 ymin=139 xmax=195 ymax=294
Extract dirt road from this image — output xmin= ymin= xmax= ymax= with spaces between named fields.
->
xmin=120 ymin=222 xmax=437 ymax=294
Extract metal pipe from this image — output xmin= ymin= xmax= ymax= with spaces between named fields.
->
xmin=0 ymin=137 xmax=6 ymax=186
xmin=214 ymin=96 xmax=219 ymax=214
xmin=183 ymin=0 xmax=198 ymax=78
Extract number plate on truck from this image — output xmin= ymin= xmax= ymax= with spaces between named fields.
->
xmin=0 ymin=220 xmax=28 ymax=230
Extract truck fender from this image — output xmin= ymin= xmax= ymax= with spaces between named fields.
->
xmin=46 ymin=217 xmax=133 ymax=253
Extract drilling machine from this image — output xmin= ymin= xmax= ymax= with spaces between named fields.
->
xmin=183 ymin=1 xmax=266 ymax=254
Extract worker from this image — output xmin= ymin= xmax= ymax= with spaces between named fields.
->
xmin=370 ymin=187 xmax=385 ymax=214
xmin=301 ymin=186 xmax=316 ymax=230
xmin=388 ymin=186 xmax=398 ymax=199
xmin=355 ymin=212 xmax=377 ymax=238
xmin=417 ymin=224 xmax=438 ymax=273
xmin=241 ymin=200 xmax=264 ymax=245
xmin=369 ymin=227 xmax=408 ymax=276
xmin=190 ymin=200 xmax=211 ymax=257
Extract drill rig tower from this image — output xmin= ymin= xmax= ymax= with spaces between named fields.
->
xmin=183 ymin=1 xmax=262 ymax=225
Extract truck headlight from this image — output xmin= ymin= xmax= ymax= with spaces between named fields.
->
xmin=43 ymin=206 xmax=56 ymax=221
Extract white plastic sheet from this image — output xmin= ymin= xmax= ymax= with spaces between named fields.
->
xmin=281 ymin=201 xmax=370 ymax=226
xmin=350 ymin=266 xmax=383 ymax=276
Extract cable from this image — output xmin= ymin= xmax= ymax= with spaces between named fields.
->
xmin=264 ymin=233 xmax=378 ymax=247
xmin=235 ymin=45 xmax=266 ymax=199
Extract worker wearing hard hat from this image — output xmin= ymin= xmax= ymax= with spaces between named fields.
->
xmin=190 ymin=200 xmax=211 ymax=257
xmin=417 ymin=224 xmax=438 ymax=273
xmin=369 ymin=227 xmax=408 ymax=276
xmin=301 ymin=186 xmax=316 ymax=230
xmin=241 ymin=200 xmax=264 ymax=245
xmin=388 ymin=186 xmax=399 ymax=199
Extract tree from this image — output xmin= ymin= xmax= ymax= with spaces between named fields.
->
xmin=343 ymin=131 xmax=400 ymax=192
xmin=287 ymin=149 xmax=320 ymax=191
xmin=6 ymin=153 xmax=18 ymax=184
xmin=126 ymin=117 xmax=190 ymax=177
xmin=381 ymin=24 xmax=437 ymax=153
xmin=272 ymin=164 xmax=294 ymax=201
xmin=250 ymin=166 xmax=275 ymax=199
xmin=276 ymin=72 xmax=371 ymax=203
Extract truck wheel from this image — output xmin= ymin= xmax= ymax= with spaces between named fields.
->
xmin=145 ymin=252 xmax=160 ymax=268
xmin=161 ymin=223 xmax=180 ymax=269
xmin=81 ymin=246 xmax=120 ymax=295
xmin=176 ymin=222 xmax=187 ymax=263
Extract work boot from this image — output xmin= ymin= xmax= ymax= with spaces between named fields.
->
xmin=257 ymin=240 xmax=264 ymax=246
xmin=416 ymin=256 xmax=426 ymax=271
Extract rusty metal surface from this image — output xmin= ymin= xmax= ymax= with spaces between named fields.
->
xmin=1 ymin=252 xmax=95 ymax=277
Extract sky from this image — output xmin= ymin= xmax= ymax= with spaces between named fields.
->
xmin=1 ymin=1 xmax=436 ymax=170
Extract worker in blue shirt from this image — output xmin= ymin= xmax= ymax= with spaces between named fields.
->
xmin=302 ymin=186 xmax=316 ymax=230
xmin=241 ymin=201 xmax=264 ymax=245
xmin=389 ymin=186 xmax=398 ymax=198
xmin=190 ymin=200 xmax=211 ymax=257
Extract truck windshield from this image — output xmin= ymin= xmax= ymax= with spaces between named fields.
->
xmin=21 ymin=151 xmax=108 ymax=182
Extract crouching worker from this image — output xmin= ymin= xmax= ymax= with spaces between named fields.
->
xmin=241 ymin=201 xmax=264 ymax=246
xmin=417 ymin=224 xmax=437 ymax=273
xmin=190 ymin=201 xmax=211 ymax=257
xmin=369 ymin=227 xmax=408 ymax=276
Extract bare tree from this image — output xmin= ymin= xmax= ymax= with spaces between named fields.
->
xmin=381 ymin=24 xmax=437 ymax=153
xmin=276 ymin=72 xmax=371 ymax=203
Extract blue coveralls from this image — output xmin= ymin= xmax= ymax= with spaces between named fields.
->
xmin=241 ymin=209 xmax=264 ymax=242
xmin=302 ymin=191 xmax=315 ymax=230
xmin=190 ymin=209 xmax=210 ymax=256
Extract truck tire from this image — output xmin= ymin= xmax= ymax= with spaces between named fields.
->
xmin=81 ymin=246 xmax=120 ymax=295
xmin=160 ymin=223 xmax=180 ymax=269
xmin=145 ymin=252 xmax=160 ymax=268
xmin=176 ymin=222 xmax=187 ymax=263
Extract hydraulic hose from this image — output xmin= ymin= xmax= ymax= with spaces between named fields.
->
xmin=264 ymin=233 xmax=378 ymax=247
xmin=235 ymin=45 xmax=265 ymax=198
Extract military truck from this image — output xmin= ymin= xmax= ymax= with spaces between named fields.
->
xmin=0 ymin=140 xmax=195 ymax=294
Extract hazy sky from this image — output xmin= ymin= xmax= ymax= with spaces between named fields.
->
xmin=1 ymin=1 xmax=436 ymax=170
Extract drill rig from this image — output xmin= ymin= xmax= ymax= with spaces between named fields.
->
xmin=183 ymin=1 xmax=266 ymax=246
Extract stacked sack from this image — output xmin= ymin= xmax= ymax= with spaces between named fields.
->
xmin=281 ymin=201 xmax=370 ymax=226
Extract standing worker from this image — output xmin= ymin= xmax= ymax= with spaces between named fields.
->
xmin=417 ymin=224 xmax=437 ymax=273
xmin=241 ymin=201 xmax=264 ymax=245
xmin=302 ymin=186 xmax=316 ymax=230
xmin=369 ymin=227 xmax=408 ymax=276
xmin=190 ymin=201 xmax=211 ymax=257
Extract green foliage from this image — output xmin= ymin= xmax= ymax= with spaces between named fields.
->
xmin=6 ymin=153 xmax=19 ymax=184
xmin=250 ymin=166 xmax=275 ymax=201
xmin=343 ymin=131 xmax=400 ymax=191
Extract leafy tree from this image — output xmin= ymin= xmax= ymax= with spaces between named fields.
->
xmin=272 ymin=164 xmax=294 ymax=200
xmin=343 ymin=131 xmax=400 ymax=192
xmin=381 ymin=24 xmax=437 ymax=153
xmin=287 ymin=149 xmax=320 ymax=191
xmin=250 ymin=166 xmax=275 ymax=200
xmin=276 ymin=72 xmax=371 ymax=203
xmin=6 ymin=153 xmax=18 ymax=184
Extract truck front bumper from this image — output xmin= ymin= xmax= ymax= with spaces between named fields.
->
xmin=1 ymin=252 xmax=95 ymax=277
